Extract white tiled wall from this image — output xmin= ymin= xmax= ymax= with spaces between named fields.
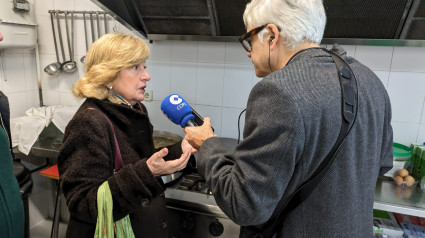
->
xmin=1 ymin=0 xmax=425 ymax=230
xmin=0 ymin=47 xmax=40 ymax=117
xmin=146 ymin=43 xmax=425 ymax=146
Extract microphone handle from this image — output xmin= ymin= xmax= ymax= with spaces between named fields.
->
xmin=186 ymin=120 xmax=198 ymax=127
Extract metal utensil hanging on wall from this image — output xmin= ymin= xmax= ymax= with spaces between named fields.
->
xmin=80 ymin=12 xmax=88 ymax=63
xmin=44 ymin=10 xmax=107 ymax=71
xmin=96 ymin=12 xmax=101 ymax=38
xmin=62 ymin=11 xmax=77 ymax=73
xmin=71 ymin=12 xmax=77 ymax=71
xmin=44 ymin=12 xmax=62 ymax=75
xmin=55 ymin=10 xmax=67 ymax=73
xmin=104 ymin=12 xmax=108 ymax=35
xmin=90 ymin=12 xmax=95 ymax=44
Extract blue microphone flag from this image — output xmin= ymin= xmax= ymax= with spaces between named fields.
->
xmin=161 ymin=94 xmax=195 ymax=128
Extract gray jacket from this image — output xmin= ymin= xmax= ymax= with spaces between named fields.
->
xmin=196 ymin=45 xmax=393 ymax=237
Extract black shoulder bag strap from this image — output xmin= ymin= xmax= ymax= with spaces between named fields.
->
xmin=239 ymin=49 xmax=359 ymax=238
xmin=87 ymin=107 xmax=124 ymax=173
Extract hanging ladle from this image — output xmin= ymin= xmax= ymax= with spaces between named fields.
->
xmin=44 ymin=12 xmax=61 ymax=75
xmin=96 ymin=11 xmax=101 ymax=38
xmin=80 ymin=11 xmax=88 ymax=63
xmin=62 ymin=11 xmax=77 ymax=73
xmin=90 ymin=12 xmax=95 ymax=44
xmin=104 ymin=12 xmax=108 ymax=35
xmin=55 ymin=10 xmax=67 ymax=72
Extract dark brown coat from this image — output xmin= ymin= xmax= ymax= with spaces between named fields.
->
xmin=58 ymin=98 xmax=182 ymax=238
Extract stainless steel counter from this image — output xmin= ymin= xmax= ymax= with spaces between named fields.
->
xmin=12 ymin=124 xmax=63 ymax=161
xmin=165 ymin=179 xmax=228 ymax=218
xmin=374 ymin=178 xmax=425 ymax=217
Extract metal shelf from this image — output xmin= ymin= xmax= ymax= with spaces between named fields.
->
xmin=374 ymin=178 xmax=425 ymax=217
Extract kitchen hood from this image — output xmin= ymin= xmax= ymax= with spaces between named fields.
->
xmin=91 ymin=0 xmax=425 ymax=46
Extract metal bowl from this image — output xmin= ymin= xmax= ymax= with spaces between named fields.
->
xmin=153 ymin=130 xmax=182 ymax=149
xmin=161 ymin=171 xmax=183 ymax=184
xmin=153 ymin=130 xmax=184 ymax=184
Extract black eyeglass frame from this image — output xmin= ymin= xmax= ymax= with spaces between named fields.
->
xmin=238 ymin=24 xmax=281 ymax=52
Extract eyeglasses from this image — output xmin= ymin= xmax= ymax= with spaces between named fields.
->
xmin=239 ymin=24 xmax=281 ymax=52
xmin=239 ymin=24 xmax=268 ymax=52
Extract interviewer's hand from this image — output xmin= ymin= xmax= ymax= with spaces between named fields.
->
xmin=147 ymin=147 xmax=191 ymax=177
xmin=182 ymin=138 xmax=198 ymax=154
xmin=184 ymin=117 xmax=215 ymax=150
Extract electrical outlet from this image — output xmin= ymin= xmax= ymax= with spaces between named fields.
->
xmin=144 ymin=90 xmax=153 ymax=101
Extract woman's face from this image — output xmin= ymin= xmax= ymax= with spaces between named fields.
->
xmin=112 ymin=62 xmax=150 ymax=105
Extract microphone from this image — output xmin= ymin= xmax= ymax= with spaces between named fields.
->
xmin=161 ymin=94 xmax=215 ymax=131
xmin=161 ymin=94 xmax=198 ymax=128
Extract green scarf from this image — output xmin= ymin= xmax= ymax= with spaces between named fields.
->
xmin=94 ymin=181 xmax=135 ymax=238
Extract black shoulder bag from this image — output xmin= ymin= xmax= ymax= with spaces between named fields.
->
xmin=239 ymin=49 xmax=359 ymax=238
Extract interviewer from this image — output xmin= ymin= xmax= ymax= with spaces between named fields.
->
xmin=184 ymin=0 xmax=393 ymax=237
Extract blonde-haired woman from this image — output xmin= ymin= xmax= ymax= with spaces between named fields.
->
xmin=58 ymin=33 xmax=195 ymax=238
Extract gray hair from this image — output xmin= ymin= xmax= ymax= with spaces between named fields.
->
xmin=243 ymin=0 xmax=326 ymax=48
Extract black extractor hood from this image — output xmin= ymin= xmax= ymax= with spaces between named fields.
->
xmin=92 ymin=0 xmax=425 ymax=46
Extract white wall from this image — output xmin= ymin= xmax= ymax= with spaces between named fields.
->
xmin=1 ymin=0 xmax=425 ymax=229
xmin=143 ymin=43 xmax=425 ymax=146
xmin=0 ymin=45 xmax=40 ymax=117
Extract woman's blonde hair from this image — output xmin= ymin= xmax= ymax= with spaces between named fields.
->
xmin=73 ymin=33 xmax=150 ymax=100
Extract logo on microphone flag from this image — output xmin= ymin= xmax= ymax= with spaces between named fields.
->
xmin=169 ymin=94 xmax=183 ymax=105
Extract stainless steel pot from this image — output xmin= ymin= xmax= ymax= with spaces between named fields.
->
xmin=153 ymin=130 xmax=182 ymax=149
xmin=161 ymin=171 xmax=183 ymax=184
xmin=153 ymin=130 xmax=184 ymax=184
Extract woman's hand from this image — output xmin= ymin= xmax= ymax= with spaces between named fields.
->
xmin=146 ymin=147 xmax=191 ymax=177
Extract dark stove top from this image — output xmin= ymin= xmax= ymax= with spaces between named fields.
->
xmin=177 ymin=173 xmax=212 ymax=195
xmin=171 ymin=138 xmax=239 ymax=196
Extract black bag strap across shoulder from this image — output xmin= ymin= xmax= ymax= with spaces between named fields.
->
xmin=87 ymin=107 xmax=124 ymax=173
xmin=239 ymin=48 xmax=359 ymax=238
